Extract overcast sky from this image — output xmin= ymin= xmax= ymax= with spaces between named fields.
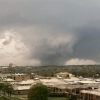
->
xmin=0 ymin=0 xmax=100 ymax=65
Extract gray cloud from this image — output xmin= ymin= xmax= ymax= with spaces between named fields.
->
xmin=73 ymin=23 xmax=100 ymax=62
xmin=0 ymin=0 xmax=100 ymax=65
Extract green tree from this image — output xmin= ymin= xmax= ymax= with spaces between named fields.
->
xmin=5 ymin=83 xmax=14 ymax=96
xmin=0 ymin=83 xmax=4 ymax=95
xmin=28 ymin=83 xmax=48 ymax=100
xmin=0 ymin=83 xmax=13 ymax=96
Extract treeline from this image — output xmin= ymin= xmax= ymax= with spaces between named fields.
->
xmin=32 ymin=65 xmax=100 ymax=78
xmin=2 ymin=65 xmax=100 ymax=78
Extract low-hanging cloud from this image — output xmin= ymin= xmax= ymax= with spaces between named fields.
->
xmin=65 ymin=58 xmax=97 ymax=65
xmin=0 ymin=31 xmax=41 ymax=65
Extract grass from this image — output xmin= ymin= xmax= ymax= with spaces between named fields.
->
xmin=0 ymin=96 xmax=21 ymax=100
xmin=0 ymin=96 xmax=9 ymax=100
xmin=18 ymin=95 xmax=68 ymax=100
xmin=0 ymin=95 xmax=68 ymax=100
xmin=48 ymin=97 xmax=68 ymax=100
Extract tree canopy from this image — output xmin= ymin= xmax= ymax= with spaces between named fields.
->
xmin=28 ymin=83 xmax=48 ymax=100
xmin=0 ymin=82 xmax=13 ymax=96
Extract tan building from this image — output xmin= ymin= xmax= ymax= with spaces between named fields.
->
xmin=80 ymin=89 xmax=100 ymax=100
xmin=13 ymin=79 xmax=36 ymax=95
xmin=11 ymin=73 xmax=32 ymax=81
xmin=56 ymin=72 xmax=74 ymax=79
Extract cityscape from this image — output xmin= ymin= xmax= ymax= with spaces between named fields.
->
xmin=0 ymin=0 xmax=100 ymax=100
xmin=0 ymin=64 xmax=100 ymax=100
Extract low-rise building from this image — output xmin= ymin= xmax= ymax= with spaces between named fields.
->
xmin=10 ymin=73 xmax=32 ymax=81
xmin=1 ymin=72 xmax=100 ymax=99
xmin=13 ymin=79 xmax=36 ymax=95
xmin=56 ymin=72 xmax=74 ymax=79
xmin=80 ymin=89 xmax=100 ymax=100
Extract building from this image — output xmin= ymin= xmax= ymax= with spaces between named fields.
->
xmin=80 ymin=89 xmax=100 ymax=100
xmin=13 ymin=79 xmax=36 ymax=95
xmin=10 ymin=73 xmax=32 ymax=81
xmin=56 ymin=72 xmax=74 ymax=79
xmin=1 ymin=71 xmax=100 ymax=98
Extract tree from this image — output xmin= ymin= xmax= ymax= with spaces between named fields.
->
xmin=0 ymin=82 xmax=13 ymax=96
xmin=5 ymin=83 xmax=14 ymax=96
xmin=0 ymin=83 xmax=4 ymax=95
xmin=28 ymin=83 xmax=48 ymax=100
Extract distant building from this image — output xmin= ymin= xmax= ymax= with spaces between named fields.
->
xmin=56 ymin=72 xmax=74 ymax=79
xmin=11 ymin=73 xmax=32 ymax=81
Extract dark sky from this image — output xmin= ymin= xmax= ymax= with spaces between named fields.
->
xmin=0 ymin=0 xmax=100 ymax=65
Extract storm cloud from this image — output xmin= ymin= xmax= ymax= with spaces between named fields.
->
xmin=0 ymin=0 xmax=100 ymax=65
